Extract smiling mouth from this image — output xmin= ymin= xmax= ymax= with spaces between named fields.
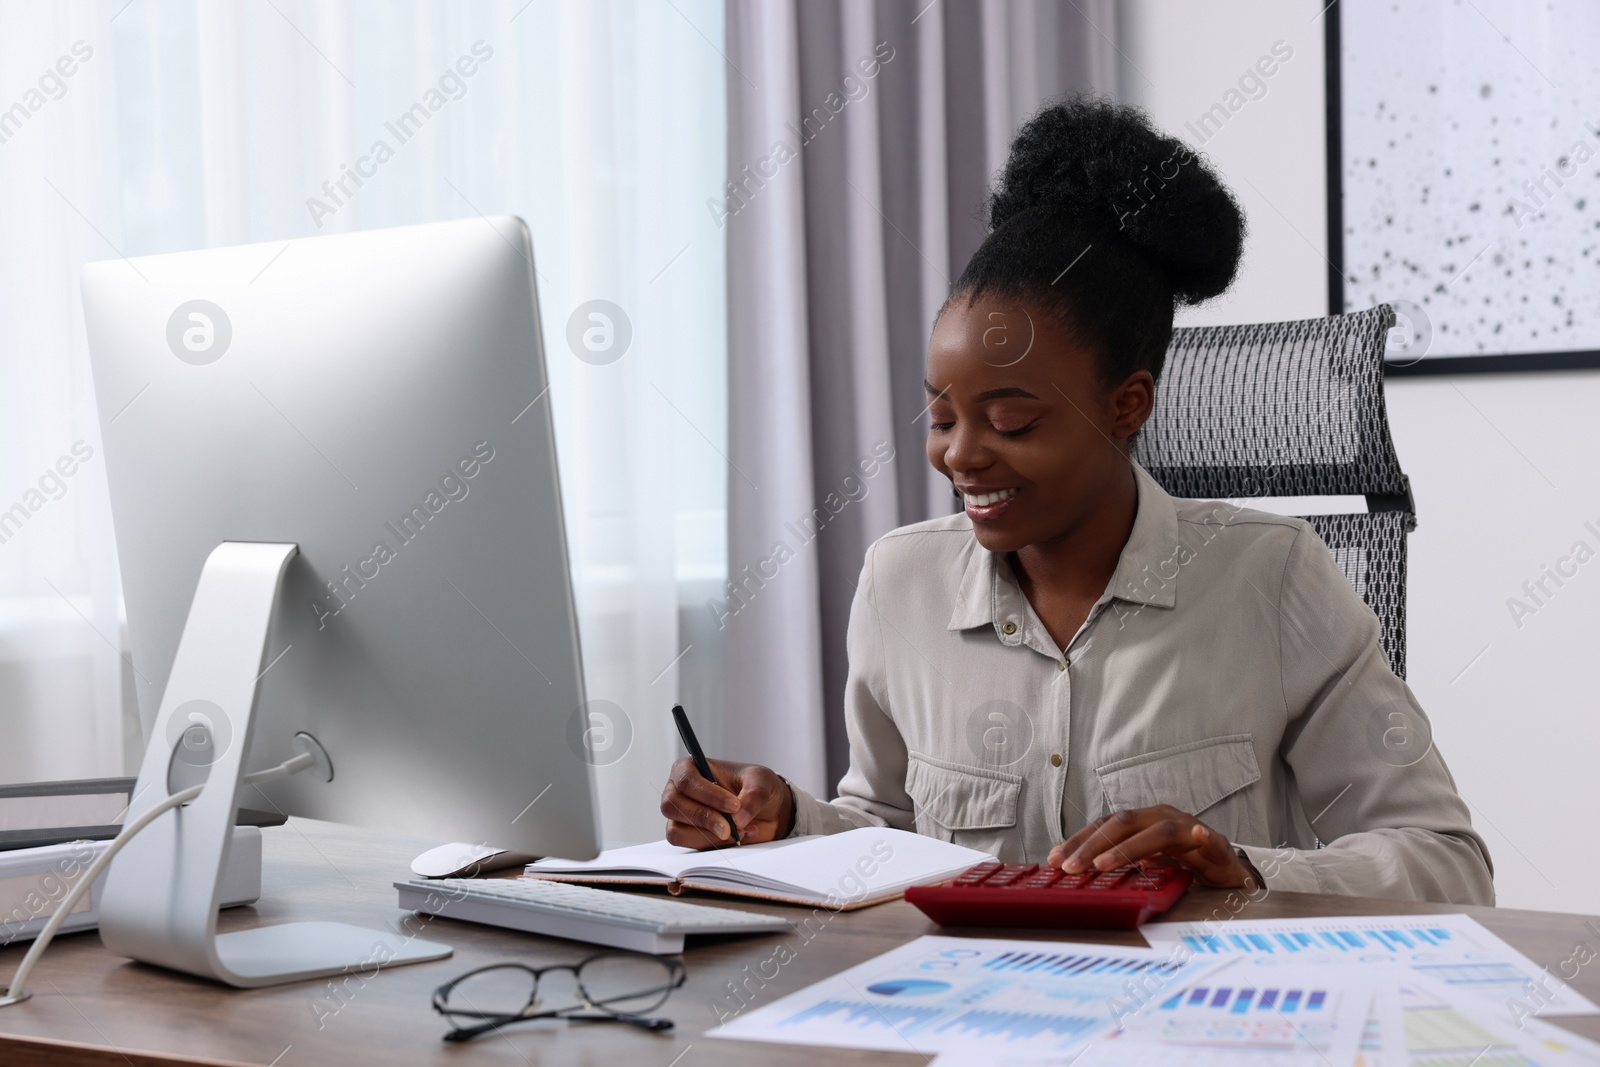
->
xmin=958 ymin=487 xmax=1020 ymax=521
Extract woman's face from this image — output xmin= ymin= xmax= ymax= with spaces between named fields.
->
xmin=924 ymin=293 xmax=1154 ymax=554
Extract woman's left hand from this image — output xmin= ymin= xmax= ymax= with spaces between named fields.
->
xmin=1047 ymin=805 xmax=1259 ymax=889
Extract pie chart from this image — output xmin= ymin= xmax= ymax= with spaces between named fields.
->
xmin=865 ymin=979 xmax=952 ymax=997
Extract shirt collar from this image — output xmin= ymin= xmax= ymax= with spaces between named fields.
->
xmin=947 ymin=460 xmax=1183 ymax=636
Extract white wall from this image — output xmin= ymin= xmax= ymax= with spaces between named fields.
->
xmin=1118 ymin=0 xmax=1329 ymax=327
xmin=1121 ymin=0 xmax=1600 ymax=913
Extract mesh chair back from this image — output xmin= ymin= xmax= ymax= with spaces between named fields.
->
xmin=1132 ymin=305 xmax=1415 ymax=677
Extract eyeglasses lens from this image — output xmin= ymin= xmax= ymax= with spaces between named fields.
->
xmin=578 ymin=955 xmax=678 ymax=1014
xmin=443 ymin=966 xmax=539 ymax=1021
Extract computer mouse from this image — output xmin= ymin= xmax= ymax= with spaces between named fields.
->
xmin=411 ymin=841 xmax=540 ymax=878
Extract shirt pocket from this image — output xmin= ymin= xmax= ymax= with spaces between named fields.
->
xmin=1094 ymin=734 xmax=1264 ymax=846
xmin=905 ymin=751 xmax=1023 ymax=860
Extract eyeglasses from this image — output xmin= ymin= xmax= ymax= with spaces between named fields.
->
xmin=432 ymin=952 xmax=687 ymax=1042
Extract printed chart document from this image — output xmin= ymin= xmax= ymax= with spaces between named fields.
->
xmin=1141 ymin=913 xmax=1600 ymax=1016
xmin=709 ymin=934 xmax=1223 ymax=1057
xmin=923 ymin=969 xmax=1399 ymax=1067
xmin=1067 ymin=961 xmax=1376 ymax=1067
xmin=1388 ymin=971 xmax=1600 ymax=1066
xmin=924 ymin=966 xmax=1600 ymax=1066
xmin=526 ymin=827 xmax=991 ymax=908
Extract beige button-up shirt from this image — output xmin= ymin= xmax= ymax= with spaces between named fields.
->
xmin=787 ymin=461 xmax=1494 ymax=905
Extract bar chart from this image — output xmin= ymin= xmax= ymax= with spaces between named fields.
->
xmin=1142 ymin=915 xmax=1599 ymax=1016
xmin=1103 ymin=964 xmax=1371 ymax=1065
xmin=714 ymin=935 xmax=1221 ymax=1055
xmin=1176 ymin=923 xmax=1460 ymax=956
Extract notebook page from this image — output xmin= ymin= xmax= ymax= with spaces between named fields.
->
xmin=527 ymin=838 xmax=705 ymax=880
xmin=682 ymin=827 xmax=992 ymax=902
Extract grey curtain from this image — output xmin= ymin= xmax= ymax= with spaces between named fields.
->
xmin=722 ymin=0 xmax=1118 ymax=795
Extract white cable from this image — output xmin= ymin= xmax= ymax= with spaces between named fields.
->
xmin=243 ymin=750 xmax=315 ymax=787
xmin=0 ymin=750 xmax=317 ymax=1007
xmin=0 ymin=782 xmax=201 ymax=1006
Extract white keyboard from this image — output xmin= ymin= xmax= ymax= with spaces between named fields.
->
xmin=395 ymin=876 xmax=794 ymax=954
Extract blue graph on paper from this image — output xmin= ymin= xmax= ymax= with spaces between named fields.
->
xmin=1156 ymin=984 xmax=1330 ymax=1014
xmin=1173 ymin=928 xmax=1535 ymax=990
xmin=1179 ymin=924 xmax=1458 ymax=956
xmin=781 ymin=998 xmax=1109 ymax=1044
xmin=1142 ymin=915 xmax=1600 ymax=1016
xmin=1171 ymin=922 xmax=1535 ymax=996
xmin=979 ymin=949 xmax=1188 ymax=977
xmin=1105 ymin=969 xmax=1364 ymax=1063
xmin=763 ymin=943 xmax=1208 ymax=1052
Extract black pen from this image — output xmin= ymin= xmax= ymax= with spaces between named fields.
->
xmin=671 ymin=703 xmax=740 ymax=845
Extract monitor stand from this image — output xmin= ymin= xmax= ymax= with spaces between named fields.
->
xmin=98 ymin=542 xmax=451 ymax=988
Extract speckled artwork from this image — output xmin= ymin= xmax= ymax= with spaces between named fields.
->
xmin=1341 ymin=1 xmax=1600 ymax=359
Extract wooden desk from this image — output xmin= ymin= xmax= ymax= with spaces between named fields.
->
xmin=3 ymin=819 xmax=1597 ymax=1066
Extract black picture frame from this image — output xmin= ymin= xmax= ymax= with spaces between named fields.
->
xmin=1323 ymin=0 xmax=1600 ymax=377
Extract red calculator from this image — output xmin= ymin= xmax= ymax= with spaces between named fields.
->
xmin=904 ymin=862 xmax=1192 ymax=930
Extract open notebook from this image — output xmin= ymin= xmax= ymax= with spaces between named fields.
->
xmin=525 ymin=827 xmax=992 ymax=909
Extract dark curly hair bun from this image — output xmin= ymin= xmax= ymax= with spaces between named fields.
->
xmin=988 ymin=98 xmax=1244 ymax=305
xmin=952 ymin=96 xmax=1247 ymax=384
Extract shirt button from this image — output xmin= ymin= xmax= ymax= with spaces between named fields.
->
xmin=1002 ymin=621 xmax=1017 ymax=635
xmin=1057 ymin=660 xmax=1067 ymax=671
xmin=1050 ymin=753 xmax=1063 ymax=767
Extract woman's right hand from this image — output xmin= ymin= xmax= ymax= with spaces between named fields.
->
xmin=660 ymin=757 xmax=795 ymax=849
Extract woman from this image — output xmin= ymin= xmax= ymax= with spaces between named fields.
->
xmin=660 ymin=98 xmax=1493 ymax=904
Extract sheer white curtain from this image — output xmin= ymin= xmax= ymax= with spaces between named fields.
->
xmin=0 ymin=0 xmax=727 ymax=846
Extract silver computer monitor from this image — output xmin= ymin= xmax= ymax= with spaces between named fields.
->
xmin=79 ymin=217 xmax=600 ymax=985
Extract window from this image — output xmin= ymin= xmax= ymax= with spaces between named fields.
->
xmin=0 ymin=0 xmax=726 ymax=844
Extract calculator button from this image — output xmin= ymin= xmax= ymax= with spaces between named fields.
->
xmin=985 ymin=864 xmax=1038 ymax=887
xmin=1089 ymin=869 xmax=1132 ymax=889
xmin=953 ymin=862 xmax=1003 ymax=886
xmin=1021 ymin=869 xmax=1062 ymax=888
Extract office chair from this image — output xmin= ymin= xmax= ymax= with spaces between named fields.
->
xmin=1133 ymin=304 xmax=1415 ymax=678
